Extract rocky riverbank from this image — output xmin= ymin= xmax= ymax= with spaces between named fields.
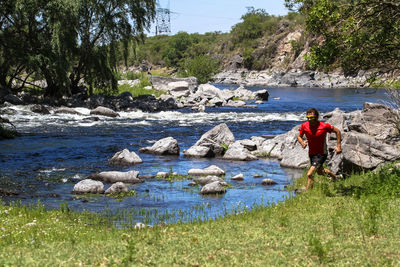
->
xmin=214 ymin=69 xmax=400 ymax=88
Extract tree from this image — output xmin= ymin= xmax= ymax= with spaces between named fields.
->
xmin=183 ymin=55 xmax=220 ymax=84
xmin=0 ymin=0 xmax=156 ymax=97
xmin=285 ymin=0 xmax=400 ymax=73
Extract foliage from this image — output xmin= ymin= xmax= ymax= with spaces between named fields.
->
xmin=0 ymin=0 xmax=156 ymax=97
xmin=285 ymin=0 xmax=400 ymax=73
xmin=181 ymin=55 xmax=220 ymax=84
xmin=231 ymin=9 xmax=280 ymax=47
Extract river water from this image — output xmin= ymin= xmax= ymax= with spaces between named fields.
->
xmin=0 ymin=86 xmax=389 ymax=225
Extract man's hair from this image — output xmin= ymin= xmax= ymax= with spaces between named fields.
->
xmin=306 ymin=108 xmax=319 ymax=117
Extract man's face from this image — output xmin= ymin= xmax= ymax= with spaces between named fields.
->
xmin=306 ymin=112 xmax=318 ymax=124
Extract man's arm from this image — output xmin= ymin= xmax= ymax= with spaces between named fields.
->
xmin=332 ymin=127 xmax=342 ymax=153
xmin=297 ymin=133 xmax=307 ymax=149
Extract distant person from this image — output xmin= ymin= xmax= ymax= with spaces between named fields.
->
xmin=297 ymin=108 xmax=342 ymax=190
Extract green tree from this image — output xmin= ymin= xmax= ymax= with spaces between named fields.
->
xmin=162 ymin=32 xmax=194 ymax=67
xmin=0 ymin=0 xmax=156 ymax=97
xmin=182 ymin=55 xmax=220 ymax=84
xmin=285 ymin=0 xmax=400 ymax=73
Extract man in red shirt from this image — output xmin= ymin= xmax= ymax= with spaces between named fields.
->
xmin=297 ymin=108 xmax=342 ymax=190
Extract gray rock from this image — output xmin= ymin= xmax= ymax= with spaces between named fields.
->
xmin=188 ymin=165 xmax=225 ymax=176
xmin=231 ymin=174 xmax=244 ymax=181
xmin=88 ymin=170 xmax=142 ymax=184
xmin=150 ymin=76 xmax=198 ymax=92
xmin=109 ymin=149 xmax=143 ymax=165
xmin=223 ymin=141 xmax=258 ymax=161
xmin=183 ymin=146 xmax=213 ymax=157
xmin=254 ymin=89 xmax=269 ymax=100
xmin=328 ymin=131 xmax=400 ymax=174
xmin=90 ymin=106 xmax=119 ymax=117
xmin=72 ymin=179 xmax=104 ymax=194
xmin=200 ymin=181 xmax=227 ymax=194
xmin=194 ymin=175 xmax=225 ymax=186
xmin=139 ymin=137 xmax=179 ymax=155
xmin=184 ymin=123 xmax=235 ymax=158
xmin=105 ymin=182 xmax=129 ymax=194
xmin=348 ymin=102 xmax=398 ymax=142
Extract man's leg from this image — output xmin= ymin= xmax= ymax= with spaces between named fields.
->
xmin=306 ymin=166 xmax=317 ymax=190
xmin=323 ymin=168 xmax=337 ymax=180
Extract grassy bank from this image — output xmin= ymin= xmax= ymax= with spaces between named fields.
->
xmin=1 ymin=165 xmax=400 ymax=266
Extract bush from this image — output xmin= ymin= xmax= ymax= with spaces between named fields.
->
xmin=181 ymin=55 xmax=220 ymax=84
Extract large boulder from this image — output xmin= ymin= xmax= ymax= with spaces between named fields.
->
xmin=150 ymin=76 xmax=198 ymax=92
xmin=223 ymin=141 xmax=258 ymax=161
xmin=348 ymin=102 xmax=399 ymax=142
xmin=139 ymin=137 xmax=179 ymax=155
xmin=257 ymin=126 xmax=308 ymax=168
xmin=88 ymin=170 xmax=142 ymax=184
xmin=328 ymin=131 xmax=400 ymax=174
xmin=72 ymin=179 xmax=104 ymax=194
xmin=183 ymin=123 xmax=235 ymax=158
xmin=109 ymin=149 xmax=143 ymax=165
xmin=167 ymin=81 xmax=191 ymax=98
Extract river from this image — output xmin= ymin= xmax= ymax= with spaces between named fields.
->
xmin=0 ymin=86 xmax=389 ymax=225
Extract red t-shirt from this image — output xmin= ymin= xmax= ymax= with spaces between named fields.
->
xmin=299 ymin=121 xmax=334 ymax=155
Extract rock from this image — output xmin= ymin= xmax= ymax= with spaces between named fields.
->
xmin=261 ymin=179 xmax=277 ymax=185
xmin=257 ymin=126 xmax=309 ymax=168
xmin=328 ymin=131 xmax=400 ymax=174
xmin=90 ymin=106 xmax=119 ymax=117
xmin=194 ymin=175 xmax=225 ymax=186
xmin=188 ymin=165 xmax=225 ymax=176
xmin=254 ymin=89 xmax=269 ymax=101
xmin=109 ymin=149 xmax=143 ymax=165
xmin=223 ymin=141 xmax=258 ymax=161
xmin=88 ymin=170 xmax=142 ymax=184
xmin=139 ymin=137 xmax=179 ymax=155
xmin=31 ymin=105 xmax=51 ymax=114
xmin=150 ymin=76 xmax=198 ymax=92
xmin=4 ymin=94 xmax=23 ymax=105
xmin=72 ymin=179 xmax=104 ymax=194
xmin=239 ymin=139 xmax=257 ymax=151
xmin=184 ymin=123 xmax=235 ymax=158
xmin=348 ymin=102 xmax=398 ymax=142
xmin=231 ymin=174 xmax=244 ymax=181
xmin=200 ymin=181 xmax=227 ymax=194
xmin=167 ymin=81 xmax=190 ymax=98
xmin=183 ymin=146 xmax=213 ymax=158
xmin=105 ymin=182 xmax=129 ymax=194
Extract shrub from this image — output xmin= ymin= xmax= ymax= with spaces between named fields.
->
xmin=182 ymin=55 xmax=220 ymax=84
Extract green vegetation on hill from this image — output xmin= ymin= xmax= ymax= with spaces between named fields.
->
xmin=1 ymin=164 xmax=400 ymax=265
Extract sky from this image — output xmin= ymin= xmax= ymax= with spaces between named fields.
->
xmin=149 ymin=0 xmax=289 ymax=35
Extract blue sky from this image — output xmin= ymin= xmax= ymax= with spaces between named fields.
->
xmin=150 ymin=0 xmax=289 ymax=35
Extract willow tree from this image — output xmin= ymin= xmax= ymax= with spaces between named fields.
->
xmin=0 ymin=0 xmax=156 ymax=97
xmin=70 ymin=0 xmax=156 ymax=96
xmin=285 ymin=0 xmax=400 ymax=74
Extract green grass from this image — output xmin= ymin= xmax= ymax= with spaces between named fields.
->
xmin=1 ymin=165 xmax=400 ymax=266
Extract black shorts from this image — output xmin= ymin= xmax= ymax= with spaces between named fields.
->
xmin=309 ymin=154 xmax=327 ymax=169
